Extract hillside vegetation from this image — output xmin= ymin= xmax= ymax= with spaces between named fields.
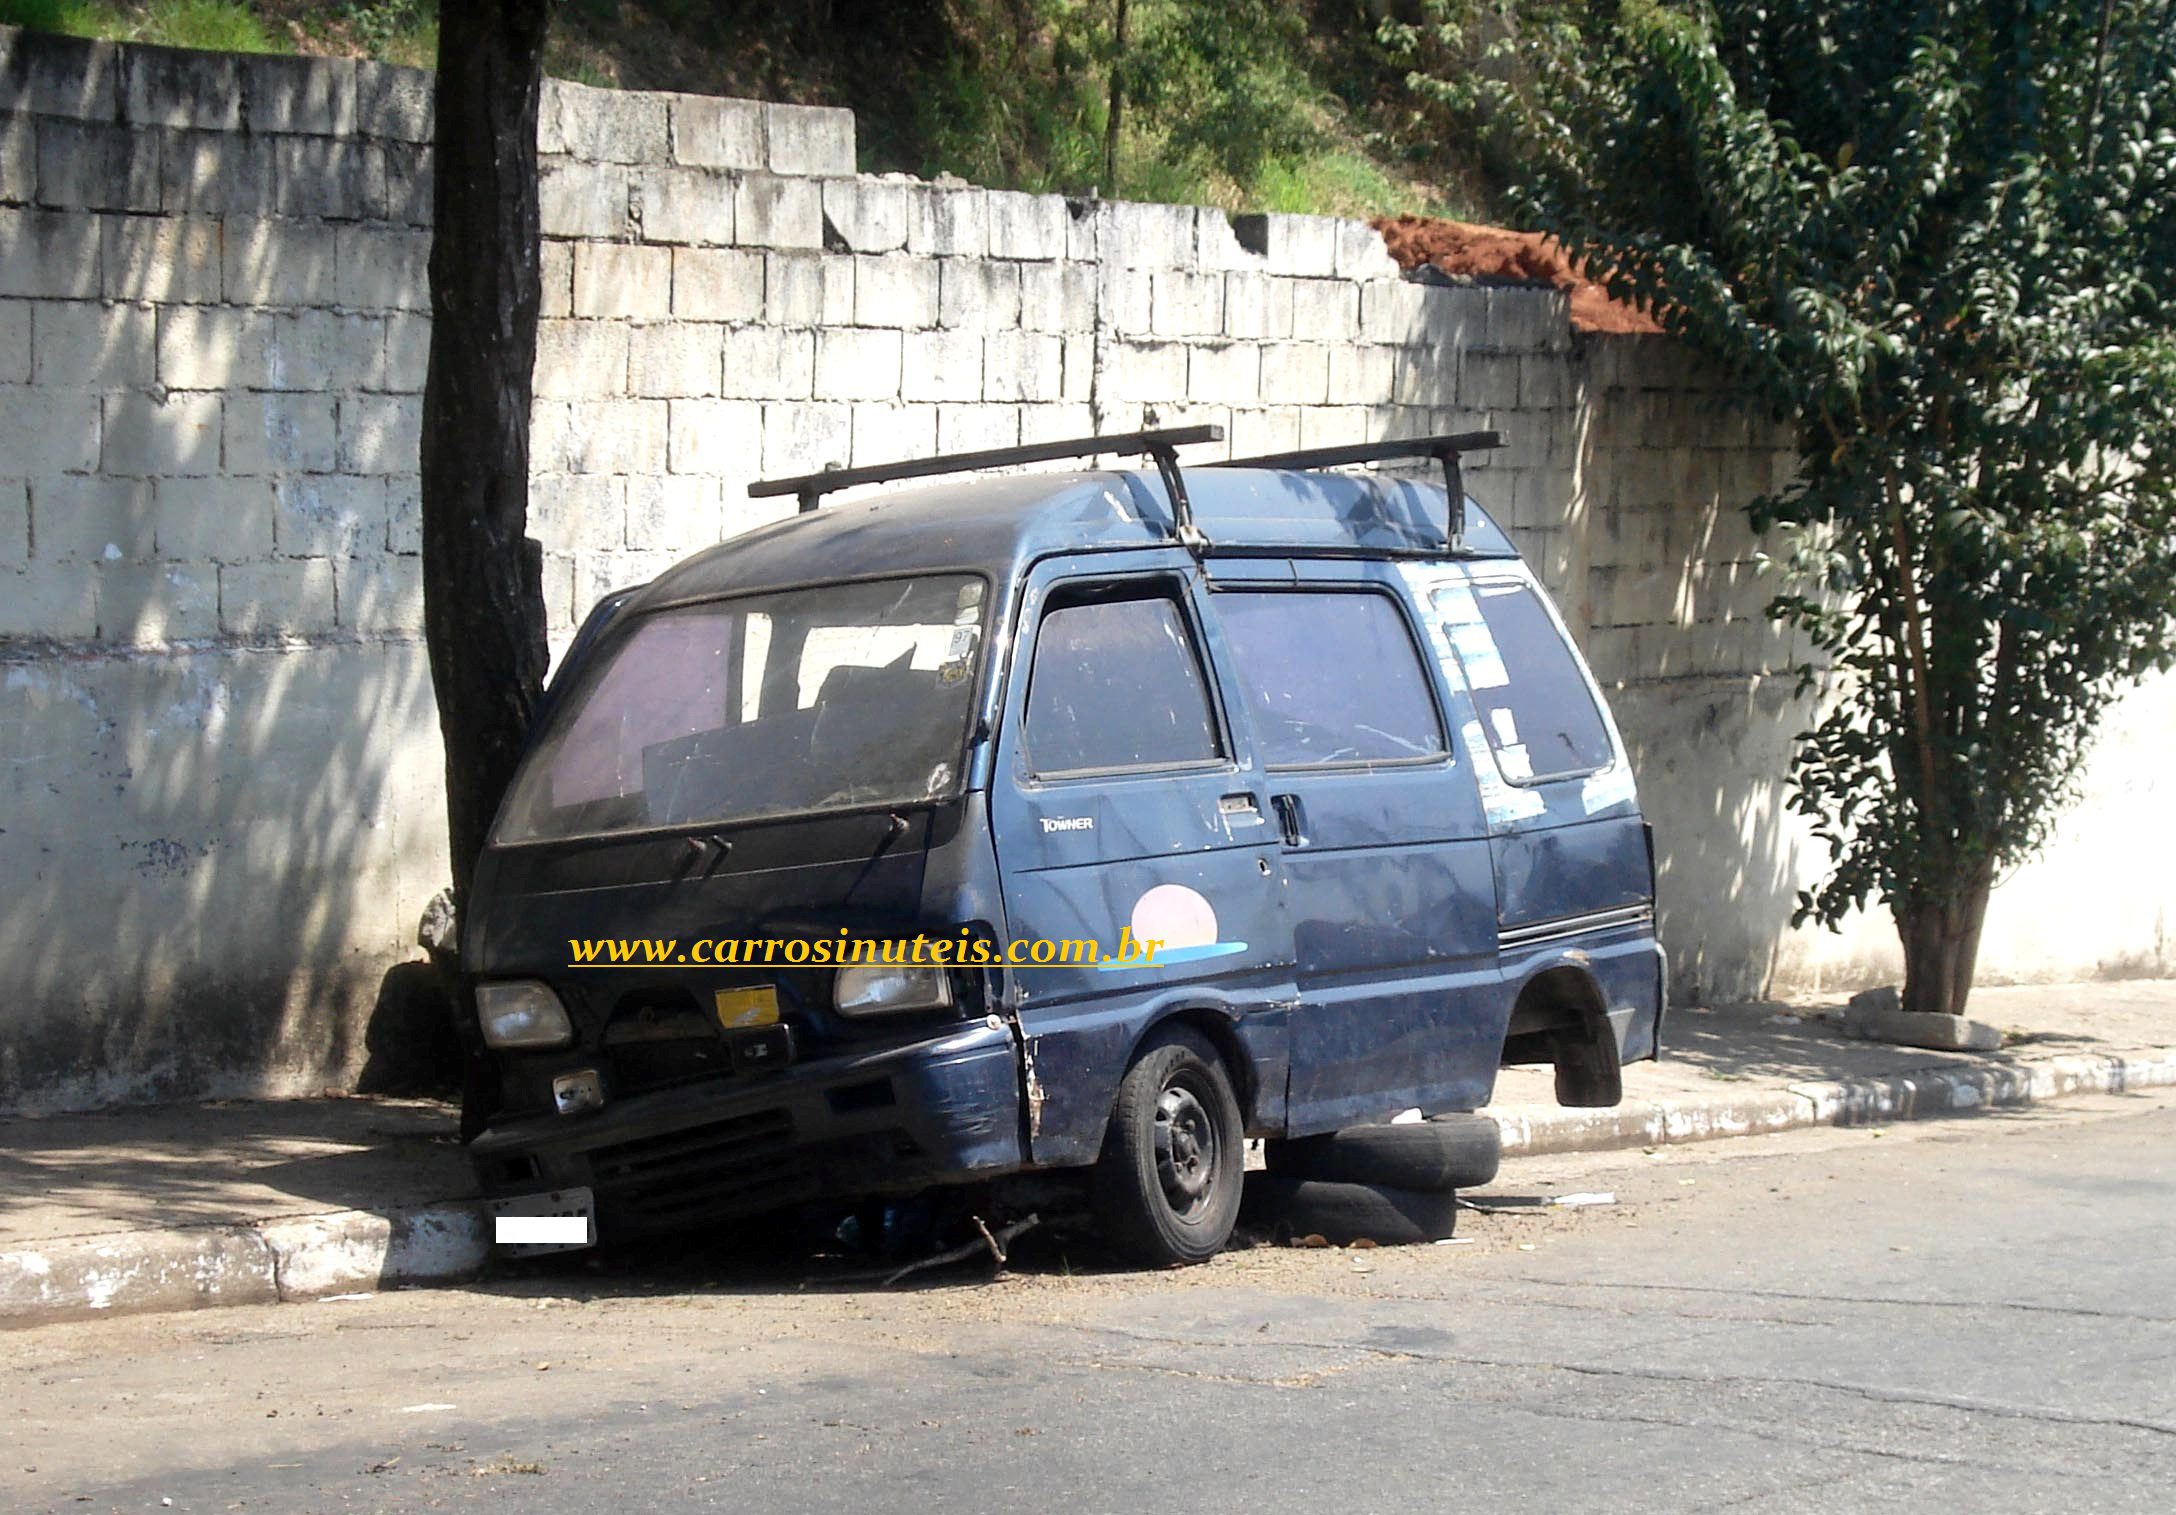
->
xmin=0 ymin=0 xmax=1490 ymax=219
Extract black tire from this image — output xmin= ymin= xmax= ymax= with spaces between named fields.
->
xmin=1241 ymin=1175 xmax=1460 ymax=1246
xmin=1090 ymin=1027 xmax=1245 ymax=1266
xmin=1264 ymin=1114 xmax=1501 ymax=1191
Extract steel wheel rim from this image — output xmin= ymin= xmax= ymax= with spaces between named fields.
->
xmin=1153 ymin=1078 xmax=1220 ymax=1220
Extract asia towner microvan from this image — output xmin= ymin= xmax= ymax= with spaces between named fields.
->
xmin=463 ymin=426 xmax=1663 ymax=1265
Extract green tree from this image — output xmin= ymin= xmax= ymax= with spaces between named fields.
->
xmin=1397 ymin=1 xmax=2176 ymax=1015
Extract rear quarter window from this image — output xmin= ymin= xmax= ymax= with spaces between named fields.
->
xmin=1437 ymin=579 xmax=1615 ymax=783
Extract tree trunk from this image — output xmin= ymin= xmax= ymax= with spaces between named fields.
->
xmin=1895 ymin=853 xmax=1996 ymax=1017
xmin=421 ymin=2 xmax=553 ymax=912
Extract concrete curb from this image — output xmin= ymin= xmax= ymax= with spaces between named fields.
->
xmin=5 ymin=1043 xmax=2173 ymax=1328
xmin=0 ymin=1202 xmax=489 ymax=1328
xmin=1490 ymin=1045 xmax=2176 ymax=1156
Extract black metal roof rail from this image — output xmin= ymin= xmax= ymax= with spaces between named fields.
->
xmin=749 ymin=423 xmax=1225 ymax=548
xmin=1213 ymin=430 xmax=1504 ymax=552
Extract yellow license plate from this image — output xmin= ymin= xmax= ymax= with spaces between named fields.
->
xmin=714 ymin=986 xmax=780 ymax=1031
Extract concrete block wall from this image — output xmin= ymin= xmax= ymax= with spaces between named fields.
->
xmin=3 ymin=27 xmax=2169 ymax=1110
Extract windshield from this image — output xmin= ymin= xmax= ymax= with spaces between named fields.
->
xmin=495 ymin=575 xmax=986 ymax=844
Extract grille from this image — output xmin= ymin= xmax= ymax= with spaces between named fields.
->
xmin=588 ymin=1107 xmax=808 ymax=1226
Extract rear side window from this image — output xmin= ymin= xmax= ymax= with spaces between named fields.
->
xmin=1026 ymin=591 xmax=1224 ymax=776
xmin=1440 ymin=580 xmax=1614 ymax=782
xmin=1213 ymin=590 xmax=1446 ymax=767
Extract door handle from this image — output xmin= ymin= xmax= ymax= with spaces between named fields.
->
xmin=1270 ymin=793 xmax=1305 ymax=847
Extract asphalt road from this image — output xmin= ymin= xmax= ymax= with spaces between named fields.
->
xmin=5 ymin=1089 xmax=2174 ymax=1514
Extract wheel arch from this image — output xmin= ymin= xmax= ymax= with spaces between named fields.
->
xmin=1499 ymin=958 xmax=1623 ymax=1107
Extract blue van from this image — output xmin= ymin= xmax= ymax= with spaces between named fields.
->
xmin=463 ymin=427 xmax=1663 ymax=1264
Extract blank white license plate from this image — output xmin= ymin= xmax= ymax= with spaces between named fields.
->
xmin=488 ymin=1186 xmax=596 ymax=1256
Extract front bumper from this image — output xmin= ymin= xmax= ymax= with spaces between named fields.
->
xmin=470 ymin=1021 xmax=1025 ymax=1235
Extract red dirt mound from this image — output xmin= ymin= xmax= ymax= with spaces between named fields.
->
xmin=1371 ymin=215 xmax=1663 ymax=335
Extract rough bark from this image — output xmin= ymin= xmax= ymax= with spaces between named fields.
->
xmin=421 ymin=2 xmax=553 ymax=912
xmin=1896 ymin=854 xmax=1996 ymax=1018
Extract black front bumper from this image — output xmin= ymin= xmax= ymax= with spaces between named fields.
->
xmin=470 ymin=1022 xmax=1026 ymax=1235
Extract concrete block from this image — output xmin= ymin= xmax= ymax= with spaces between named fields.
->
xmin=34 ymin=120 xmax=159 ymax=212
xmin=334 ymin=552 xmax=423 ymax=633
xmin=32 ymin=300 xmax=155 ymax=389
xmin=671 ymin=93 xmax=763 ymax=170
xmin=1016 ymin=262 xmax=1088 ymax=333
xmin=0 ymin=299 xmax=23 ymax=383
xmin=122 ymin=43 xmax=240 ymax=130
xmin=1463 ymin=350 xmax=1522 ymax=411
xmin=1519 ymin=353 xmax=1574 ymax=409
xmin=1360 ymin=280 xmax=1426 ymax=344
xmin=574 ymin=242 xmax=672 ymax=319
xmin=1333 ymin=220 xmax=1400 ymax=281
xmin=540 ymin=158 xmax=631 ymax=239
xmin=815 ymin=327 xmax=902 ymax=401
xmin=1228 ymin=406 xmax=1302 ymax=457
xmin=0 ymin=208 xmax=99 ymax=298
xmin=0 ymin=27 xmax=118 ymax=121
xmin=1234 ymin=213 xmax=1337 ymax=278
xmin=273 ymin=137 xmax=384 ymax=220
xmin=939 ymin=259 xmax=1020 ymax=330
xmin=0 ymin=386 xmax=98 ymax=473
xmin=336 ymin=393 xmax=422 ymax=474
xmin=986 ymin=190 xmax=1067 ymax=261
xmin=29 ymin=475 xmax=154 ymax=562
xmin=733 ymin=173 xmax=822 ymax=250
xmin=539 ymin=79 xmax=669 ymax=163
xmin=906 ymin=186 xmax=986 ymax=258
xmin=1298 ymin=405 xmax=1373 ymax=450
xmin=630 ymin=322 xmax=723 ymax=398
xmin=335 ymin=225 xmax=431 ymax=311
xmin=1099 ymin=340 xmax=1188 ymax=402
xmin=1104 ymin=269 xmax=1151 ymax=335
xmin=0 ymin=113 xmax=28 ymax=204
xmin=354 ymin=60 xmax=432 ymax=141
xmin=275 ymin=474 xmax=387 ymax=557
xmin=1060 ymin=334 xmax=1093 ymax=401
xmin=761 ymin=400 xmax=851 ymax=476
xmin=224 ymin=392 xmax=339 ymax=475
xmin=244 ymin=53 xmax=358 ymax=137
xmin=157 ymin=475 xmax=274 ymax=560
xmin=852 ymin=254 xmax=939 ymax=329
xmin=1066 ymin=201 xmax=1100 ymax=262
xmin=764 ymin=103 xmax=855 ymax=177
xmin=1838 ymin=991 xmax=2004 ymax=1052
xmin=1150 ymin=270 xmax=1223 ymax=337
xmin=154 ymin=305 xmax=256 ymax=390
xmin=1020 ymin=402 xmax=1095 ymax=445
xmin=981 ymin=331 xmax=1059 ymax=403
xmin=1195 ymin=208 xmax=1262 ymax=273
xmin=665 ymin=396 xmax=762 ymax=476
xmin=0 ymin=563 xmax=97 ymax=637
xmin=161 ymin=308 xmax=382 ymax=393
xmin=96 ymin=557 xmax=217 ymax=643
xmin=159 ymin=128 xmax=272 ymax=216
xmin=638 ymin=165 xmax=735 ymax=246
xmin=104 ymin=391 xmax=218 ymax=476
xmin=1223 ymin=273 xmax=1292 ymax=341
xmin=1327 ymin=344 xmax=1396 ymax=405
xmin=1257 ymin=343 xmax=1330 ymax=406
xmin=1485 ymin=286 xmax=1571 ymax=352
xmin=849 ymin=400 xmax=938 ymax=466
xmin=901 ymin=329 xmax=982 ymax=403
xmin=937 ymin=403 xmax=1020 ymax=454
xmin=1413 ymin=283 xmax=1487 ymax=349
xmin=720 ymin=325 xmax=814 ymax=399
xmin=763 ymin=251 xmax=853 ymax=327
xmin=822 ymin=178 xmax=911 ymax=254
xmin=385 ymin=472 xmax=420 ymax=552
xmin=539 ymin=241 xmax=574 ymax=317
xmin=381 ymin=141 xmax=431 ymax=226
xmin=102 ymin=214 xmax=219 ymax=303
xmin=220 ymin=556 xmax=336 ymax=634
xmin=527 ymin=472 xmax=623 ymax=551
xmin=1186 ymin=342 xmax=1259 ymax=404
xmin=382 ymin=312 xmax=429 ymax=393
xmin=627 ymin=472 xmax=725 ymax=548
xmin=221 ymin=216 xmax=339 ymax=307
xmin=669 ymin=247 xmax=762 ymax=322
xmin=1288 ymin=279 xmax=1359 ymax=343
xmin=1105 ymin=201 xmax=1195 ymax=269
xmin=563 ymin=398 xmax=667 ymax=475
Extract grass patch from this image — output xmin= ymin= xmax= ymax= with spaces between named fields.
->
xmin=1 ymin=0 xmax=274 ymax=50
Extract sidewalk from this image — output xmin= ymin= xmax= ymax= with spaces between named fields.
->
xmin=4 ymin=981 xmax=2172 ymax=1326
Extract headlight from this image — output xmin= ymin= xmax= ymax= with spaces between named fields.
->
xmin=835 ymin=964 xmax=954 ymax=1017
xmin=476 ymin=980 xmax=574 ymax=1049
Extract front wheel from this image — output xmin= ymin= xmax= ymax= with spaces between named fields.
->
xmin=1090 ymin=1028 xmax=1244 ymax=1266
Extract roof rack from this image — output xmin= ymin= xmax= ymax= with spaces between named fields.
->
xmin=750 ymin=424 xmax=1226 ymax=548
xmin=1214 ymin=430 xmax=1503 ymax=552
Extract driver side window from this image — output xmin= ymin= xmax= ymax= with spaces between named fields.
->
xmin=1212 ymin=589 xmax=1446 ymax=768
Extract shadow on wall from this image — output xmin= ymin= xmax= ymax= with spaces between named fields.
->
xmin=0 ymin=637 xmax=452 ymax=1114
